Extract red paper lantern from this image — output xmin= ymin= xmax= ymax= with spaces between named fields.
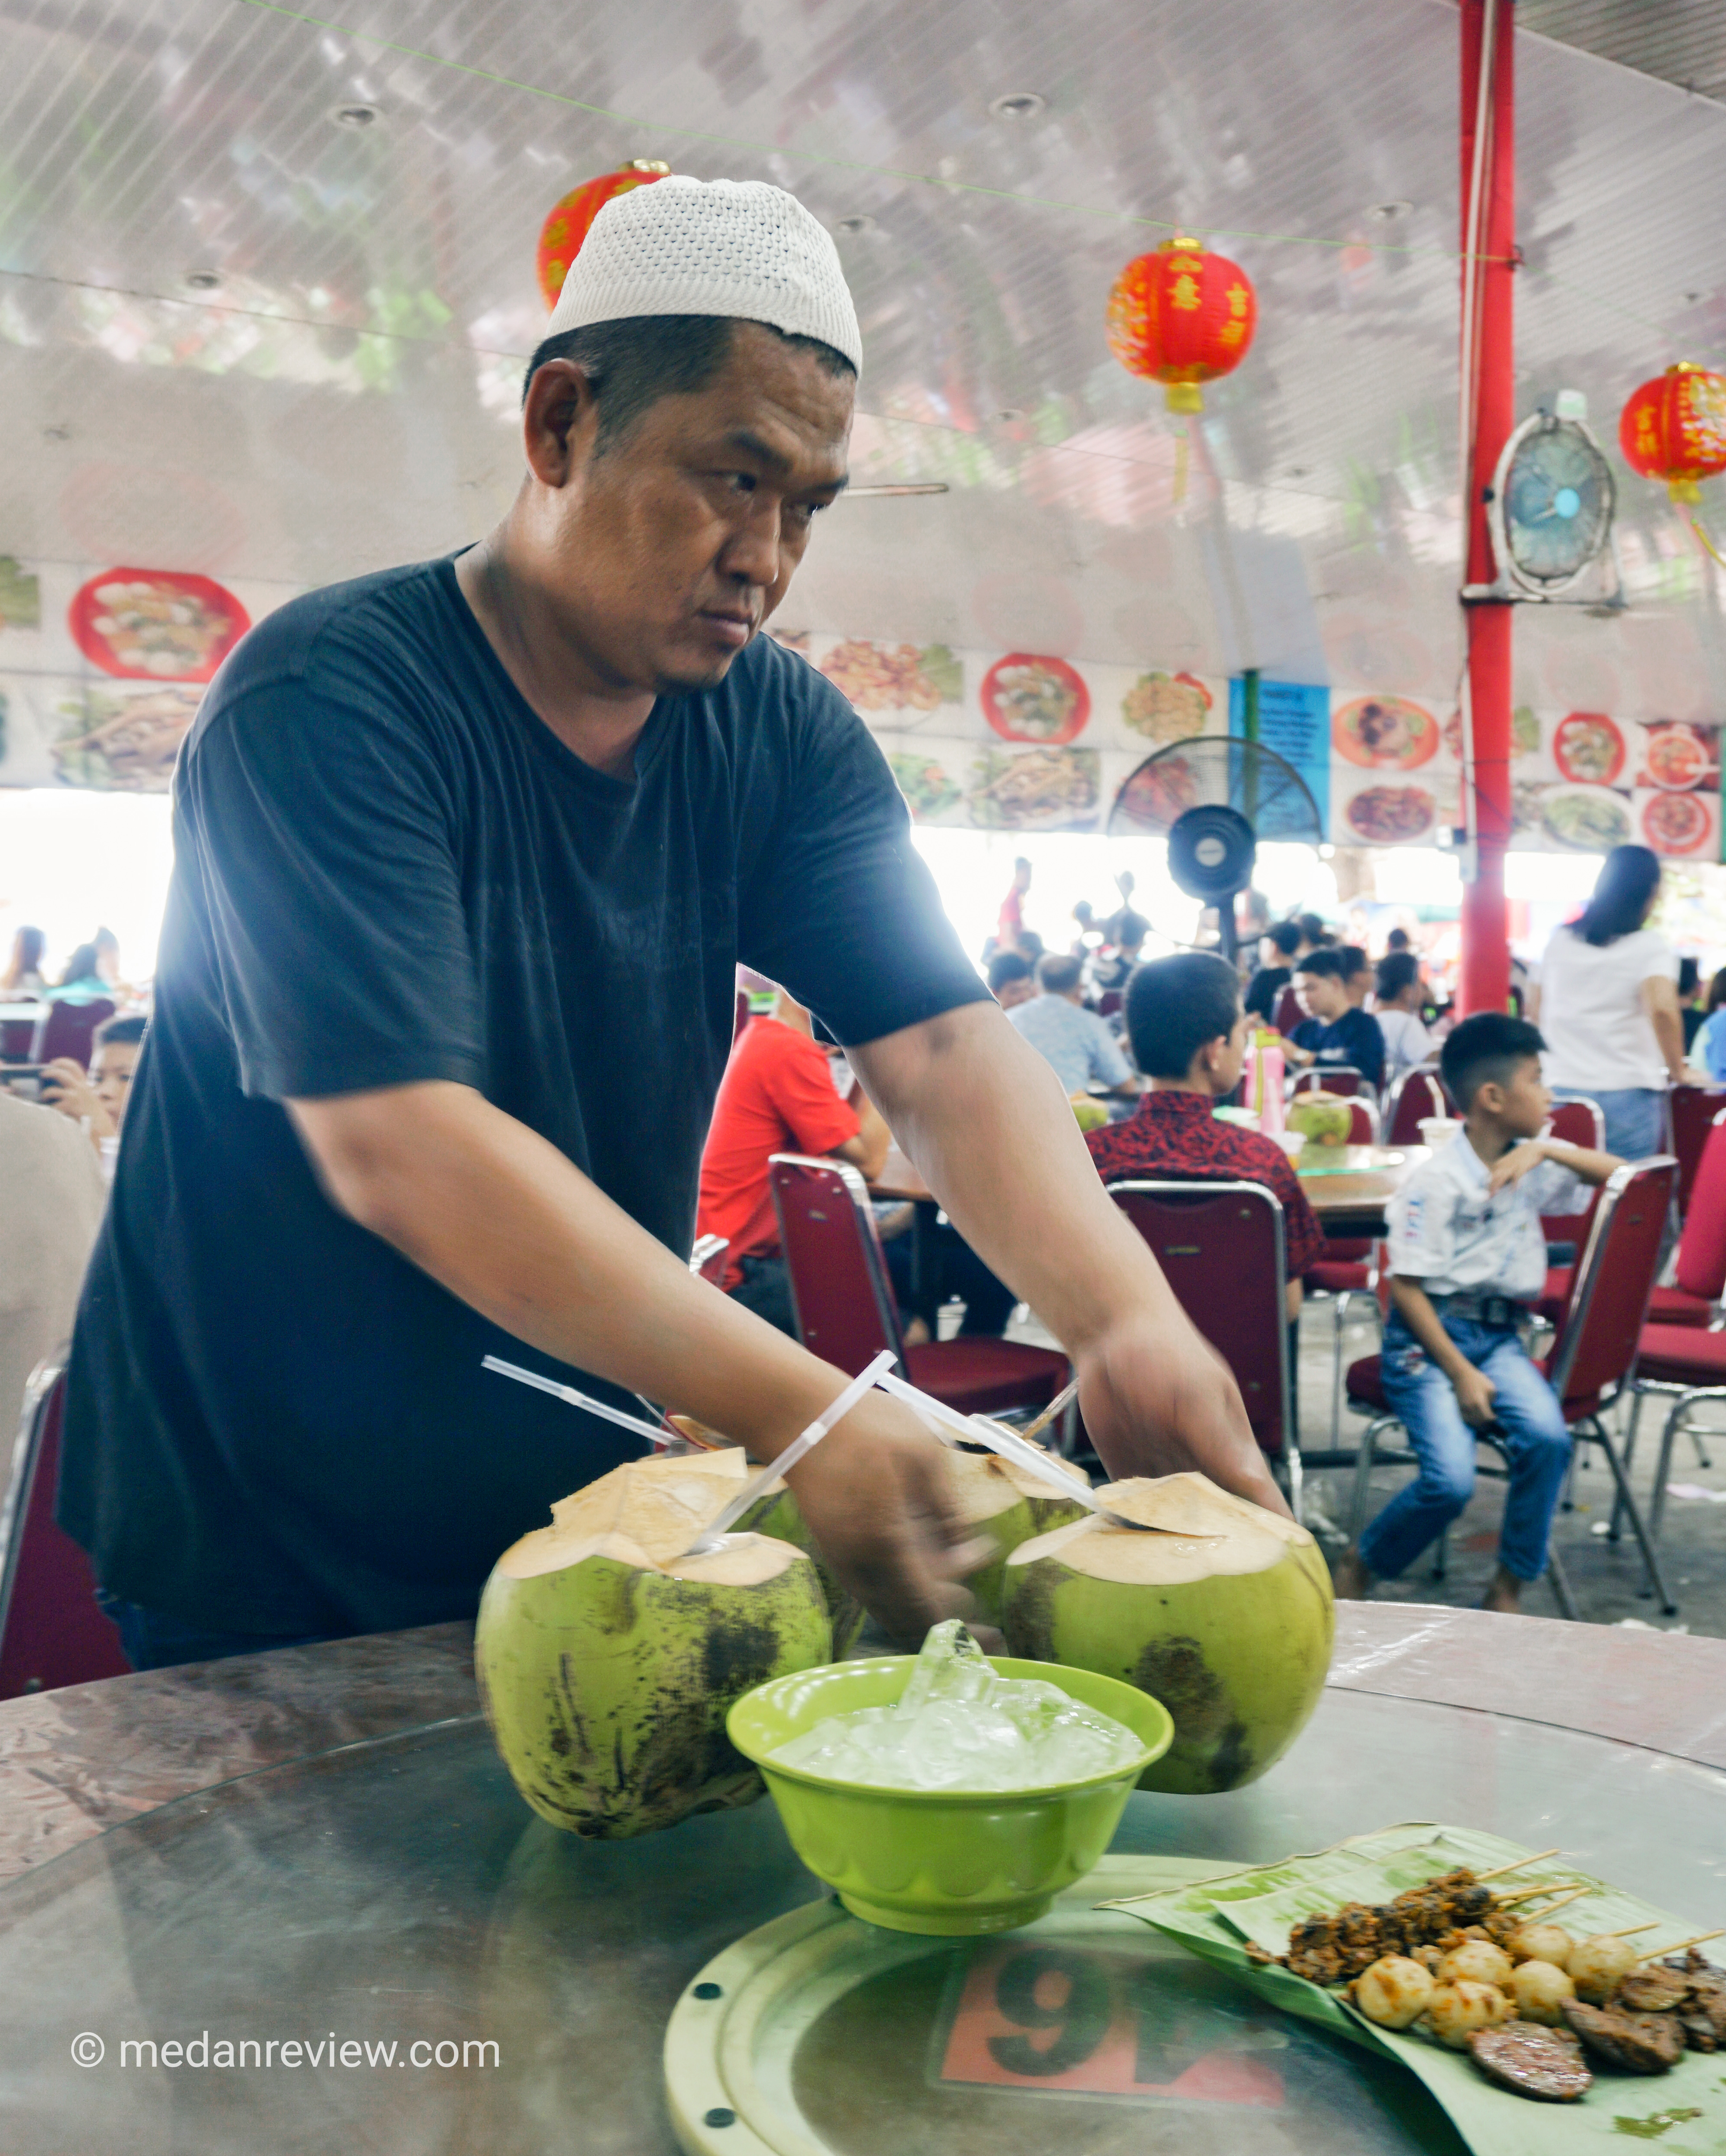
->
xmin=536 ymin=160 xmax=671 ymax=310
xmin=1619 ymin=362 xmax=1726 ymax=504
xmin=1106 ymin=234 xmax=1257 ymax=413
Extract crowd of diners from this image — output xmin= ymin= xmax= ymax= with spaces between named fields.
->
xmin=697 ymin=840 xmax=1720 ymax=1616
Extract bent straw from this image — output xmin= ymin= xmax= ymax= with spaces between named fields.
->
xmin=874 ymin=1368 xmax=1217 ymax=1536
xmin=683 ymin=1351 xmax=896 ymax=1556
xmin=483 ymin=1355 xmax=672 ymax=1449
xmin=1019 ymin=1376 xmax=1081 ymax=1445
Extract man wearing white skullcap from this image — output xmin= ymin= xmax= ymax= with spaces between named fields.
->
xmin=64 ymin=177 xmax=1276 ymax=1672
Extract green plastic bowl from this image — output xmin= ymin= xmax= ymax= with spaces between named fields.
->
xmin=727 ymin=1656 xmax=1172 ymax=1936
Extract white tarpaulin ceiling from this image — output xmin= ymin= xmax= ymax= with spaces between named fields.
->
xmin=0 ymin=0 xmax=1722 ymax=852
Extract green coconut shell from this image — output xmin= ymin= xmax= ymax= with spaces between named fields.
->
xmin=474 ymin=1450 xmax=832 ymax=1837
xmin=1002 ymin=1472 xmax=1334 ymax=1796
xmin=734 ymin=1484 xmax=868 ymax=1656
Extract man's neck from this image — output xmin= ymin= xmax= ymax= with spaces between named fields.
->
xmin=1149 ymin=1076 xmax=1218 ymax=1100
xmin=1464 ymin=1114 xmax=1516 ymax=1165
xmin=454 ymin=526 xmax=656 ymax=778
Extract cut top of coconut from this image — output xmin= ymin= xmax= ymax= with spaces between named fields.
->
xmin=502 ymin=1452 xmax=756 ymax=1579
xmin=1005 ymin=1472 xmax=1314 ymax=1586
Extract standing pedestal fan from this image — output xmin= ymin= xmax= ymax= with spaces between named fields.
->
xmin=1107 ymin=738 xmax=1324 ymax=962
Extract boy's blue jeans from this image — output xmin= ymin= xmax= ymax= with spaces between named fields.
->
xmin=1359 ymin=1311 xmax=1572 ymax=1583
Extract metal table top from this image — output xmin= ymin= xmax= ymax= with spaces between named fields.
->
xmin=1 ymin=1616 xmax=1723 ymax=2153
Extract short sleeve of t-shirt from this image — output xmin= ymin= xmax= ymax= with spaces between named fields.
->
xmin=1084 ymin=1013 xmax=1132 ymax=1087
xmin=1386 ymin=1160 xmax=1456 ymax=1280
xmin=734 ymin=654 xmax=989 ymax=1048
xmin=178 ymin=685 xmax=481 ymax=1102
xmin=762 ymin=1030 xmax=860 ymax=1157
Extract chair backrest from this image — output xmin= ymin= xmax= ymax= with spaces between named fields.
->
xmin=1547 ymin=1096 xmax=1604 ymax=1152
xmin=688 ymin=1234 xmax=730 ymax=1286
xmin=1673 ymin=1111 xmax=1726 ymax=1303
xmin=1095 ymin=990 xmax=1123 ymax=1019
xmin=1548 ymin=1158 xmax=1679 ymax=1415
xmin=0 ymin=1363 xmax=131 ymax=1699
xmin=1670 ymin=1083 xmax=1726 ymax=1216
xmin=1107 ymin=1180 xmax=1291 ymax=1459
xmin=1290 ymin=1065 xmax=1364 ymax=1099
xmin=1345 ymin=1097 xmax=1380 ymax=1144
xmin=1272 ymin=985 xmax=1303 ymax=1037
xmin=30 ymin=998 xmax=115 ymax=1072
xmin=0 ymin=1013 xmax=36 ymax=1063
xmin=1385 ymin=1066 xmax=1449 ymax=1146
xmin=769 ymin=1154 xmax=906 ymax=1375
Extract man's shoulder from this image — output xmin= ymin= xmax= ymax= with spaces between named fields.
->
xmin=185 ymin=560 xmax=460 ymax=752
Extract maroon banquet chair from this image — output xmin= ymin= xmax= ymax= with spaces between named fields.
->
xmin=1533 ymin=1095 xmax=1606 ymax=1326
xmin=1302 ymin=1095 xmax=1383 ymax=1450
xmin=0 ymin=1362 xmax=132 ymax=1699
xmin=1384 ymin=1065 xmax=1452 ymax=1146
xmin=1344 ymin=1157 xmax=1680 ymax=1619
xmin=1272 ymin=985 xmax=1304 ymax=1039
xmin=1290 ymin=1065 xmax=1366 ymax=1099
xmin=1670 ymin=1083 xmax=1726 ymax=1218
xmin=30 ymin=998 xmax=115 ymax=1073
xmin=768 ymin=1155 xmax=1068 ymax=1419
xmin=1107 ymin=1180 xmax=1303 ymax=1517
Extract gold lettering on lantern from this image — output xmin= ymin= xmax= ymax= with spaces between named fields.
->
xmin=1227 ymin=283 xmax=1249 ymax=317
xmin=1169 ymin=274 xmax=1201 ymax=310
xmin=1218 ymin=319 xmax=1245 ymax=345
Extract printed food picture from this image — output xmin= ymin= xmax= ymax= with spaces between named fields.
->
xmin=1443 ymin=705 xmax=1539 ymax=761
xmin=1345 ymin=784 xmax=1436 ymax=844
xmin=1641 ymin=790 xmax=1717 ymax=859
xmin=1551 ymin=712 xmax=1625 ymax=787
xmin=980 ymin=653 xmax=1092 ymax=744
xmin=1332 ymin=695 xmax=1439 ymax=769
xmin=818 ymin=638 xmax=962 ymax=714
xmin=69 ymin=568 xmax=250 ymax=682
xmin=1540 ymin=786 xmax=1632 ymax=852
xmin=967 ymin=745 xmax=1100 ymax=829
xmin=53 ymin=684 xmax=204 ymax=791
xmin=887 ymin=753 xmax=962 ymax=821
xmin=1638 ymin=723 xmax=1718 ymax=793
xmin=1120 ymin=670 xmax=1211 ymax=744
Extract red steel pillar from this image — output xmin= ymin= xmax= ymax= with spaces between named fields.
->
xmin=1459 ymin=0 xmax=1516 ymax=1014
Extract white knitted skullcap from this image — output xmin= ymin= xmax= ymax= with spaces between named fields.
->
xmin=545 ymin=176 xmax=861 ymax=374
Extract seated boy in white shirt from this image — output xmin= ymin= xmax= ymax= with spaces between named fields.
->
xmin=1334 ymin=1013 xmax=1618 ymax=1614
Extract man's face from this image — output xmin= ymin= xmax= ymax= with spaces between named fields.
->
xmin=1210 ymin=1011 xmax=1250 ymax=1093
xmin=1492 ymin=1054 xmax=1552 ymax=1139
xmin=1296 ymin=969 xmax=1348 ymax=1022
xmin=527 ymin=323 xmax=853 ymax=695
xmin=995 ymin=976 xmax=1035 ymax=1011
xmin=91 ymin=1041 xmax=139 ymax=1125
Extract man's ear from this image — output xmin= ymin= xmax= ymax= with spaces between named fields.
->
xmin=523 ymin=359 xmax=600 ymax=488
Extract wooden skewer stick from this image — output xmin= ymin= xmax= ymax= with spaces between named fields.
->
xmin=1495 ymin=1881 xmax=1589 ymax=1906
xmin=1508 ymin=1886 xmax=1590 ymax=1921
xmin=1595 ymin=1921 xmax=1660 ymax=1941
xmin=1636 ymin=1929 xmax=1725 ymax=1964
xmin=1477 ymin=1849 xmax=1562 ymax=1882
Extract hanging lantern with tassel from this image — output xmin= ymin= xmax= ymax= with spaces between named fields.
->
xmin=536 ymin=160 xmax=672 ymax=310
xmin=1620 ymin=361 xmax=1726 ymax=565
xmin=1106 ymin=234 xmax=1257 ymax=412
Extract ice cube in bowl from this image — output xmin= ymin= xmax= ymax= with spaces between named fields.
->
xmin=727 ymin=1652 xmax=1172 ymax=1934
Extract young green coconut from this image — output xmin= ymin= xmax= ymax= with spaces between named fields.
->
xmin=1002 ymin=1472 xmax=1334 ymax=1794
xmin=943 ymin=1434 xmax=1093 ymax=1621
xmin=476 ymin=1451 xmax=831 ymax=1839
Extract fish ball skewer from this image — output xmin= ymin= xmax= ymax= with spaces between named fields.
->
xmin=1569 ymin=1935 xmax=1641 ymax=2003
xmin=1438 ymin=1939 xmax=1515 ymax=1989
xmin=1506 ymin=1923 xmax=1574 ymax=1970
xmin=1352 ymin=1956 xmax=1435 ymax=2030
xmin=1428 ymin=1979 xmax=1513 ymax=2051
xmin=1510 ymin=1960 xmax=1577 ymax=2025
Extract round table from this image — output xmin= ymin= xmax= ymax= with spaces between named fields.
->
xmin=0 ymin=1607 xmax=1721 ymax=2152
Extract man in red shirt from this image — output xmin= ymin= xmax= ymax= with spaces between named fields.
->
xmin=699 ymin=987 xmax=889 ymax=1332
xmin=1085 ymin=952 xmax=1323 ymax=1318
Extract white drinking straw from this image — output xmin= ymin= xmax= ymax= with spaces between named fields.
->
xmin=684 ymin=1350 xmax=897 ymax=1555
xmin=482 ymin=1354 xmax=672 ymax=1450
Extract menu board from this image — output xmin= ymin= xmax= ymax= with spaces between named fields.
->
xmin=1508 ymin=707 xmax=1722 ymax=861
xmin=1230 ymin=677 xmax=1330 ymax=838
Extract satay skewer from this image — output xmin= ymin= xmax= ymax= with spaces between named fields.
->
xmin=1493 ymin=1881 xmax=1588 ymax=1907
xmin=1507 ymin=1885 xmax=1590 ymax=1920
xmin=1636 ymin=1929 xmax=1725 ymax=1964
xmin=1596 ymin=1921 xmax=1659 ymax=1940
xmin=1476 ymin=1849 xmax=1562 ymax=1882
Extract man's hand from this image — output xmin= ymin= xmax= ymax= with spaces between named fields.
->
xmin=40 ymin=1058 xmax=113 ymax=1139
xmin=784 ymin=1394 xmax=997 ymax=1647
xmin=1073 ymin=1316 xmax=1290 ymax=1517
xmin=1451 ymin=1363 xmax=1499 ymax=1429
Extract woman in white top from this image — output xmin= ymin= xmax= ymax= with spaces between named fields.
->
xmin=1534 ymin=845 xmax=1685 ymax=1159
xmin=1372 ymin=949 xmax=1432 ymax=1081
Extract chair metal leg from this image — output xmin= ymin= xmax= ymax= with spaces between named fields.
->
xmin=1648 ymin=1395 xmax=1704 ymax=1553
xmin=1691 ymin=1425 xmax=1714 ymax=1471
xmin=1587 ymin=1417 xmax=1680 ymax=1616
xmin=1348 ymin=1416 xmax=1394 ymax=1539
xmin=1609 ymin=1388 xmax=1647 ymax=1543
xmin=1545 ymin=1542 xmax=1580 ymax=1622
xmin=1284 ymin=1435 xmax=1304 ymax=1529
xmin=1431 ymin=1524 xmax=1449 ymax=1581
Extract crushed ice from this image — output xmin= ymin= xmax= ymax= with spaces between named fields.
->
xmin=769 ymin=1620 xmax=1143 ymax=1791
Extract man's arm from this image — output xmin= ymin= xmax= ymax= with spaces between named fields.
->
xmin=850 ymin=1001 xmax=1285 ymax=1514
xmin=834 ymin=1084 xmax=890 ymax=1181
xmin=1642 ymin=976 xmax=1687 ymax=1086
xmin=1488 ymin=1136 xmax=1620 ymax=1193
xmin=288 ymin=1082 xmax=984 ymax=1644
xmin=1387 ymin=1277 xmax=1497 ymax=1426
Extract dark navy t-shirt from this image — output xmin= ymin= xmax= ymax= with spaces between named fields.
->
xmin=1291 ymin=1007 xmax=1386 ymax=1090
xmin=61 ymin=557 xmax=986 ymax=1635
